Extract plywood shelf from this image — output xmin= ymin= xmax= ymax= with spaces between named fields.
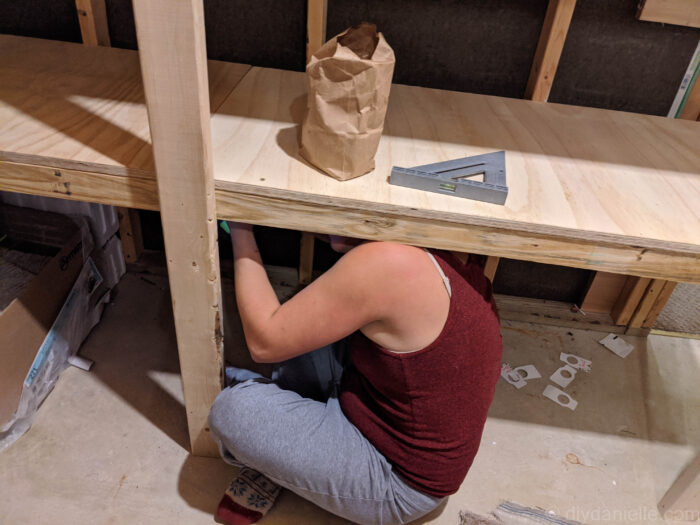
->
xmin=637 ymin=0 xmax=700 ymax=28
xmin=0 ymin=35 xmax=249 ymax=177
xmin=1 ymin=35 xmax=699 ymax=282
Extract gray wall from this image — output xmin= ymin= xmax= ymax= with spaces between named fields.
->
xmin=3 ymin=0 xmax=697 ymax=115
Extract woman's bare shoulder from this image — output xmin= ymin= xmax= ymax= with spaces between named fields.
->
xmin=341 ymin=242 xmax=442 ymax=299
xmin=346 ymin=242 xmax=451 ymax=351
xmin=346 ymin=241 xmax=427 ymax=265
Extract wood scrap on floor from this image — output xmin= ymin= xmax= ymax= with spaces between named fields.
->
xmin=460 ymin=501 xmax=583 ymax=525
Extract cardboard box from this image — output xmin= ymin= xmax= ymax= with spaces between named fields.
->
xmin=0 ymin=205 xmax=90 ymax=428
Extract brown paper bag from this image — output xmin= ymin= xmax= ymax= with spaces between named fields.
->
xmin=300 ymin=23 xmax=395 ymax=181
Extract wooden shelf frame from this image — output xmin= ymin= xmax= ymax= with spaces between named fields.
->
xmin=1 ymin=34 xmax=699 ymax=282
xmin=1 ymin=3 xmax=700 ymax=464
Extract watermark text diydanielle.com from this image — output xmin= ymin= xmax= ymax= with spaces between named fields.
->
xmin=565 ymin=506 xmax=699 ymax=522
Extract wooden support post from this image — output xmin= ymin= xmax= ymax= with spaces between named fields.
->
xmin=628 ymin=279 xmax=665 ymax=328
xmin=511 ymin=0 xmax=576 ymax=288
xmin=641 ymin=280 xmax=677 ymax=328
xmin=580 ymin=272 xmax=628 ymax=313
xmin=75 ymin=0 xmax=143 ymax=262
xmin=297 ymin=0 xmax=329 ymax=284
xmin=117 ymin=208 xmax=144 ymax=263
xmin=117 ymin=208 xmax=143 ymax=263
xmin=624 ymin=278 xmax=677 ymax=329
xmin=525 ymin=0 xmax=577 ymax=101
xmin=299 ymin=233 xmax=315 ymax=283
xmin=484 ymin=256 xmax=500 ymax=282
xmin=133 ymin=0 xmax=223 ymax=457
xmin=75 ymin=0 xmax=111 ymax=46
xmin=526 ymin=0 xmax=654 ymax=329
xmin=611 ymin=276 xmax=651 ymax=326
xmin=307 ymin=0 xmax=328 ymax=63
xmin=299 ymin=231 xmax=315 ymax=285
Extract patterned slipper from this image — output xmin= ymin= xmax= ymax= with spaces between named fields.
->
xmin=216 ymin=468 xmax=281 ymax=525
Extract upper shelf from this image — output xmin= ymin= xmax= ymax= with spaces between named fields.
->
xmin=1 ymin=35 xmax=699 ymax=281
xmin=211 ymin=66 xmax=700 ymax=254
xmin=0 ymin=34 xmax=250 ymax=177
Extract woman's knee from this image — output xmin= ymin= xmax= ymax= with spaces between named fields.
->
xmin=208 ymin=379 xmax=270 ymax=443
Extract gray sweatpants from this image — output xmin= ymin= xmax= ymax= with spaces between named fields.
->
xmin=208 ymin=340 xmax=444 ymax=525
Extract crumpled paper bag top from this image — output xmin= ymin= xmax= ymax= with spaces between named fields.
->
xmin=300 ymin=23 xmax=395 ymax=181
xmin=337 ymin=21 xmax=379 ymax=59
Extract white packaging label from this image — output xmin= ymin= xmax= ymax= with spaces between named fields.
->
xmin=599 ymin=334 xmax=634 ymax=359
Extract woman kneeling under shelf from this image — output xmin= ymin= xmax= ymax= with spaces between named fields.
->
xmin=208 ymin=224 xmax=503 ymax=525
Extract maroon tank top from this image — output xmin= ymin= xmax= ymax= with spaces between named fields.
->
xmin=339 ymin=250 xmax=503 ymax=497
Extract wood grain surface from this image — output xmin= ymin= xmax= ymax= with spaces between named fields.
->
xmin=1 ymin=37 xmax=699 ymax=281
xmin=75 ymin=0 xmax=111 ymax=47
xmin=211 ymin=67 xmax=700 ymax=277
xmin=132 ymin=0 xmax=224 ymax=457
xmin=0 ymin=35 xmax=250 ymax=177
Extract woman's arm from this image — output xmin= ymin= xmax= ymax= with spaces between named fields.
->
xmin=230 ymin=222 xmax=284 ymax=348
xmin=230 ymin=223 xmax=386 ymax=363
xmin=230 ymin=223 xmax=451 ymax=363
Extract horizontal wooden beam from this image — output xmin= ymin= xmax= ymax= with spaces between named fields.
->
xmin=496 ymin=295 xmax=623 ymax=334
xmin=0 ymin=161 xmax=159 ymax=210
xmin=2 ymin=161 xmax=699 ymax=283
xmin=214 ymin=185 xmax=700 ymax=284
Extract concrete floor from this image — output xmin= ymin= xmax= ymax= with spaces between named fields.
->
xmin=0 ymin=272 xmax=699 ymax=524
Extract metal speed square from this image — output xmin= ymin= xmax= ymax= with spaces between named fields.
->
xmin=389 ymin=151 xmax=508 ymax=205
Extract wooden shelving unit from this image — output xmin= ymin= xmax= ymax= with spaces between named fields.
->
xmin=1 ymin=6 xmax=699 ymax=511
xmin=3 ymin=34 xmax=698 ymax=280
xmin=1 ymin=0 xmax=699 ymax=514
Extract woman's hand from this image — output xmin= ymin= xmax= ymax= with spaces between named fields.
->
xmin=228 ymin=222 xmax=257 ymax=261
xmin=226 ymin=221 xmax=253 ymax=233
